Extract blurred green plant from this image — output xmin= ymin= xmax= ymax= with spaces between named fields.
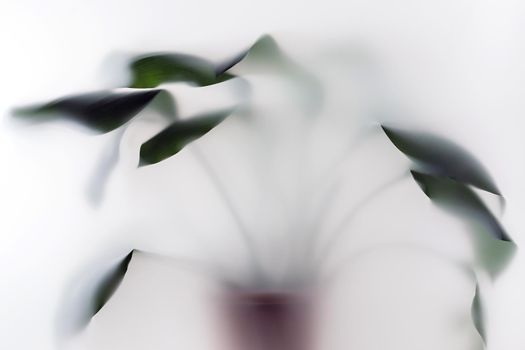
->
xmin=12 ymin=35 xmax=514 ymax=350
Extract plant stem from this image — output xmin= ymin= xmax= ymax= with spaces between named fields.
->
xmin=190 ymin=145 xmax=267 ymax=285
xmin=313 ymin=172 xmax=409 ymax=267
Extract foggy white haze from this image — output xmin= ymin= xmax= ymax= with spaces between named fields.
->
xmin=1 ymin=1 xmax=525 ymax=350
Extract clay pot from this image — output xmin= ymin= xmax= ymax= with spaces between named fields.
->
xmin=223 ymin=290 xmax=313 ymax=350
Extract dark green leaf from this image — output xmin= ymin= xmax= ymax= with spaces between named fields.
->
xmin=58 ymin=250 xmax=135 ymax=335
xmin=92 ymin=250 xmax=134 ymax=316
xmin=139 ymin=109 xmax=233 ymax=166
xmin=129 ymin=53 xmax=220 ymax=88
xmin=411 ymin=171 xmax=515 ymax=277
xmin=411 ymin=171 xmax=509 ymax=241
xmin=382 ymin=126 xmax=501 ymax=195
xmin=14 ymin=89 xmax=165 ymax=133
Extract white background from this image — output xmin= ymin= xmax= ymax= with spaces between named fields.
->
xmin=1 ymin=0 xmax=525 ymax=349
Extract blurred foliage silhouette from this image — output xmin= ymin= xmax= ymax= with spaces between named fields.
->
xmin=12 ymin=34 xmax=515 ymax=350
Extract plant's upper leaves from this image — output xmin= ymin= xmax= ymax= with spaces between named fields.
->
xmin=232 ymin=34 xmax=314 ymax=80
xmin=229 ymin=34 xmax=323 ymax=115
xmin=126 ymin=35 xmax=322 ymax=114
xmin=213 ymin=35 xmax=287 ymax=80
xmin=91 ymin=250 xmax=134 ymax=316
xmin=129 ymin=53 xmax=224 ymax=88
xmin=471 ymin=284 xmax=486 ymax=345
xmin=382 ymin=126 xmax=501 ymax=196
xmin=214 ymin=50 xmax=250 ymax=77
xmin=139 ymin=109 xmax=233 ymax=166
xmin=411 ymin=171 xmax=515 ymax=277
xmin=241 ymin=34 xmax=285 ymax=66
xmin=126 ymin=36 xmax=280 ymax=88
xmin=14 ymin=89 xmax=164 ymax=133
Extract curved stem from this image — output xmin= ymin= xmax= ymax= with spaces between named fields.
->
xmin=307 ymin=126 xmax=382 ymax=204
xmin=190 ymin=145 xmax=267 ymax=285
xmin=134 ymin=248 xmax=240 ymax=288
xmin=314 ymin=242 xmax=485 ymax=348
xmin=317 ymin=241 xmax=470 ymax=289
xmin=286 ymin=127 xmax=382 ymax=279
xmin=313 ymin=172 xmax=409 ymax=267
xmin=302 ymin=127 xmax=383 ymax=244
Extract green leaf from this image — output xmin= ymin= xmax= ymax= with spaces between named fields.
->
xmin=474 ymin=227 xmax=517 ymax=279
xmin=58 ymin=250 xmax=135 ymax=336
xmin=231 ymin=34 xmax=312 ymax=79
xmin=242 ymin=34 xmax=285 ymax=65
xmin=139 ymin=109 xmax=233 ymax=166
xmin=91 ymin=250 xmax=134 ymax=316
xmin=471 ymin=284 xmax=486 ymax=345
xmin=129 ymin=53 xmax=220 ymax=88
xmin=411 ymin=171 xmax=509 ymax=241
xmin=228 ymin=34 xmax=323 ymax=114
xmin=214 ymin=35 xmax=287 ymax=80
xmin=382 ymin=126 xmax=501 ymax=195
xmin=87 ymin=127 xmax=127 ymax=206
xmin=14 ymin=89 xmax=166 ymax=133
xmin=128 ymin=44 xmax=253 ymax=88
xmin=411 ymin=171 xmax=515 ymax=277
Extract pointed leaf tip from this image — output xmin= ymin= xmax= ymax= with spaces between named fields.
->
xmin=410 ymin=171 xmax=515 ymax=277
xmin=92 ymin=250 xmax=134 ymax=316
xmin=14 ymin=90 xmax=163 ymax=133
xmin=382 ymin=125 xmax=501 ymax=196
xmin=129 ymin=53 xmax=219 ymax=88
xmin=139 ymin=109 xmax=233 ymax=166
